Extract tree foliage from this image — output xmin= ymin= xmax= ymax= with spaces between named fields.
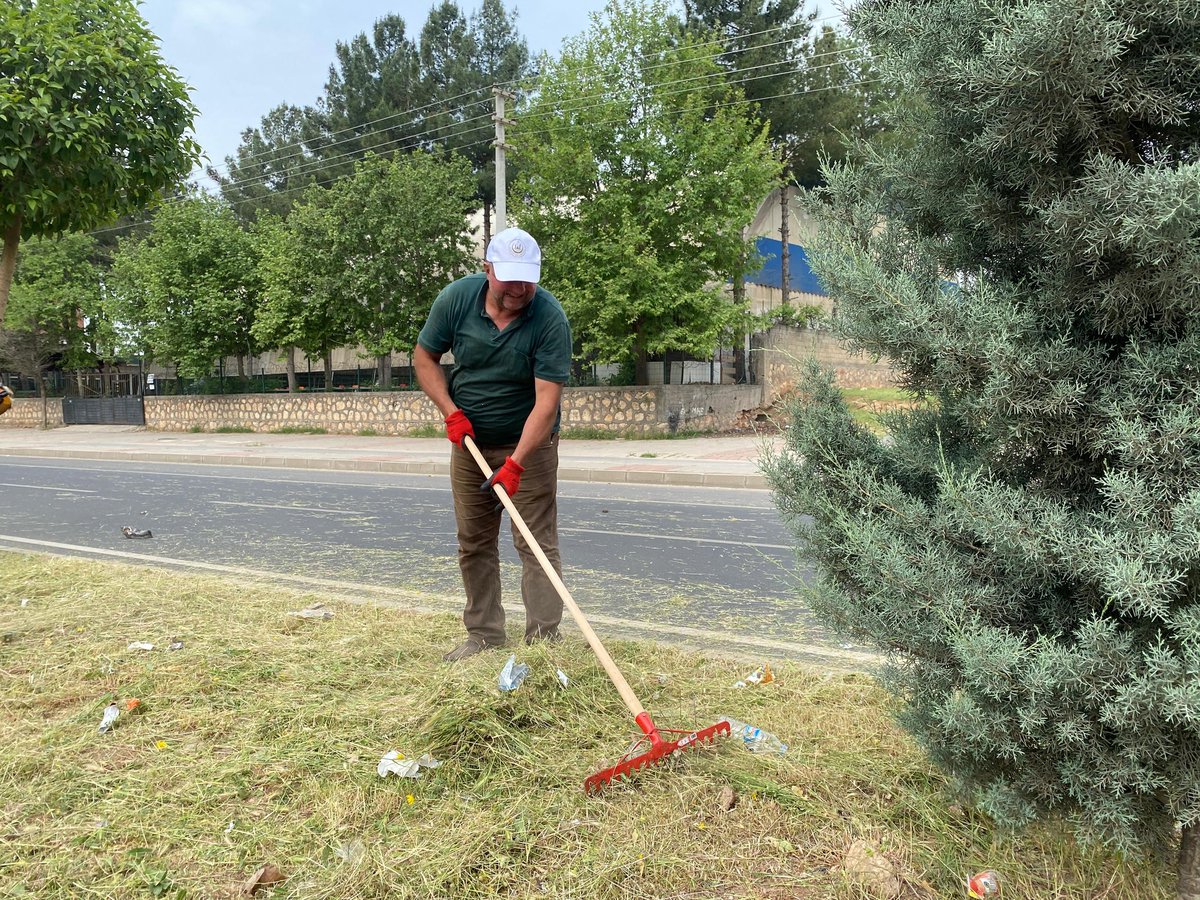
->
xmin=324 ymin=151 xmax=478 ymax=383
xmin=210 ymin=105 xmax=319 ymax=224
xmin=513 ymin=0 xmax=780 ymax=380
xmin=764 ymin=0 xmax=1200 ymax=890
xmin=109 ymin=196 xmax=260 ymax=377
xmin=1 ymin=234 xmax=110 ymax=411
xmin=0 ymin=0 xmax=199 ymax=322
xmin=252 ymin=202 xmax=353 ymax=389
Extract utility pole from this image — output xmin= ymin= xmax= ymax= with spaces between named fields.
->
xmin=493 ymin=86 xmax=515 ymax=233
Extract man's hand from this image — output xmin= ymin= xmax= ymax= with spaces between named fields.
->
xmin=444 ymin=410 xmax=474 ymax=447
xmin=482 ymin=456 xmax=524 ymax=501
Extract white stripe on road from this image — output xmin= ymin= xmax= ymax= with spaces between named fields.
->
xmin=0 ymin=482 xmax=97 ymax=493
xmin=560 ymin=527 xmax=790 ymax=551
xmin=0 ymin=533 xmax=873 ymax=666
xmin=210 ymin=500 xmax=364 ymax=515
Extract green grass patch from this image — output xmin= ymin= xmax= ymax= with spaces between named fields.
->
xmin=355 ymin=429 xmax=380 ymax=437
xmin=561 ymin=427 xmax=711 ymax=441
xmin=405 ymin=424 xmax=441 ymax=438
xmin=270 ymin=426 xmax=328 ymax=435
xmin=212 ymin=426 xmax=255 ymax=434
xmin=0 ymin=554 xmax=1174 ymax=899
xmin=839 ymin=387 xmax=921 ymax=435
xmin=187 ymin=425 xmax=204 ymax=434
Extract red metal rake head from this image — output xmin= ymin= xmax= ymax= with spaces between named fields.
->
xmin=584 ymin=712 xmax=730 ymax=794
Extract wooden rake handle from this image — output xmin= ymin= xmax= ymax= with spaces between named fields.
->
xmin=462 ymin=435 xmax=647 ymax=721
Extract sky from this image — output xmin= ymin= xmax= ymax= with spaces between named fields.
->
xmin=135 ymin=0 xmax=635 ymax=185
xmin=136 ymin=1 xmax=839 ymax=187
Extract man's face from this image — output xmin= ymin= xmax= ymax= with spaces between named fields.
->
xmin=484 ymin=263 xmax=536 ymax=313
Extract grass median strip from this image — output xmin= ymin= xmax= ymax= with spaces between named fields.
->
xmin=0 ymin=553 xmax=1172 ymax=898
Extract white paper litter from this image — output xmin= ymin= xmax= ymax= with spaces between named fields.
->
xmin=127 ymin=641 xmax=155 ymax=651
xmin=377 ymin=750 xmax=440 ymax=779
xmin=289 ymin=604 xmax=334 ymax=620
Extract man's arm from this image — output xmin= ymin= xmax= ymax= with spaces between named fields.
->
xmin=413 ymin=345 xmax=457 ymax=418
xmin=510 ymin=378 xmax=564 ymax=467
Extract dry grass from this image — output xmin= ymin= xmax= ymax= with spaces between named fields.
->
xmin=0 ymin=552 xmax=1175 ymax=899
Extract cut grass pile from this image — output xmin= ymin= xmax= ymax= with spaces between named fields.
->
xmin=0 ymin=553 xmax=1174 ymax=898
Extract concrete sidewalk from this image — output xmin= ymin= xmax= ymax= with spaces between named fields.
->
xmin=0 ymin=425 xmax=780 ymax=489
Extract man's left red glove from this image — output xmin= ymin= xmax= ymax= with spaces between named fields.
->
xmin=482 ymin=456 xmax=524 ymax=500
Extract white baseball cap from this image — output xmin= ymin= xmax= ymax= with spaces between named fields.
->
xmin=485 ymin=227 xmax=541 ymax=283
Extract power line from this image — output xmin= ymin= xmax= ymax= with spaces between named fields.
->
xmin=90 ymin=49 xmax=875 ymax=236
xmin=206 ymin=10 xmax=852 ymax=179
xmin=211 ymin=45 xmax=868 ymax=198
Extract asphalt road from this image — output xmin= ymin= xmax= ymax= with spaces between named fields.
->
xmin=0 ymin=456 xmax=872 ymax=667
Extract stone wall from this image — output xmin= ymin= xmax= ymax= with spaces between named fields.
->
xmin=137 ymin=384 xmax=768 ymax=436
xmin=754 ymin=326 xmax=895 ymax=406
xmin=0 ymin=398 xmax=64 ymax=429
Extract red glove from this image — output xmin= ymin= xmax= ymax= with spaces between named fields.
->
xmin=482 ymin=456 xmax=524 ymax=500
xmin=444 ymin=410 xmax=474 ymax=447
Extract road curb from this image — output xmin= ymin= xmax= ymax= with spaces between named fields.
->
xmin=0 ymin=447 xmax=768 ymax=490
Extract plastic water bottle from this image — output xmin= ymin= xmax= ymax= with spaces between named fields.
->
xmin=720 ymin=716 xmax=788 ymax=754
xmin=966 ymin=871 xmax=1000 ymax=898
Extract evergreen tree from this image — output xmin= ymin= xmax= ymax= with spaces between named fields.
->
xmin=209 ymin=104 xmax=319 ymax=224
xmin=763 ymin=2 xmax=1200 ymax=895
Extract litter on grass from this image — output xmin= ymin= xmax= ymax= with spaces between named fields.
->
xmin=120 ymin=526 xmax=153 ymax=539
xmin=720 ymin=716 xmax=788 ymax=754
xmin=733 ymin=663 xmax=774 ymax=688
xmin=167 ymin=640 xmax=184 ymax=651
xmin=19 ymin=598 xmax=30 ymax=608
xmin=97 ymin=702 xmax=120 ymax=734
xmin=289 ymin=603 xmax=334 ymax=620
xmin=127 ymin=641 xmax=155 ymax=651
xmin=967 ymin=870 xmax=1001 ymax=898
xmin=498 ymin=654 xmax=530 ymax=692
xmin=377 ymin=750 xmax=441 ymax=779
xmin=556 ymin=668 xmax=569 ymax=687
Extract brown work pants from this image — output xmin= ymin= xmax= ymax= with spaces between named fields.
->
xmin=450 ymin=434 xmax=563 ymax=645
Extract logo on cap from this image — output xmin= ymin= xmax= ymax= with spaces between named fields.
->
xmin=508 ymin=239 xmax=526 ymax=257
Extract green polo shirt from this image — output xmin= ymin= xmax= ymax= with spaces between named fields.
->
xmin=418 ymin=273 xmax=572 ymax=446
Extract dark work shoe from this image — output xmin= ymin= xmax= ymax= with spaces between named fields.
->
xmin=525 ymin=629 xmax=562 ymax=646
xmin=442 ymin=637 xmax=501 ymax=662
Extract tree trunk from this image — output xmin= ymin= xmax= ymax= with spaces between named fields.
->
xmin=634 ymin=338 xmax=649 ymax=386
xmin=286 ymin=348 xmax=297 ymax=393
xmin=236 ymin=355 xmax=246 ymax=378
xmin=377 ymin=353 xmax=392 ymax=389
xmin=1180 ymin=823 xmax=1200 ymax=900
xmin=38 ymin=373 xmax=47 ymax=429
xmin=0 ymin=215 xmax=22 ymax=327
xmin=323 ymin=353 xmax=333 ymax=391
xmin=779 ymin=183 xmax=791 ymax=309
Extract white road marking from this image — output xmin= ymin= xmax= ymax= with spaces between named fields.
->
xmin=0 ymin=482 xmax=97 ymax=493
xmin=0 ymin=533 xmax=873 ymax=666
xmin=210 ymin=500 xmax=364 ymax=515
xmin=0 ymin=459 xmax=772 ymax=510
xmin=560 ymin=527 xmax=790 ymax=550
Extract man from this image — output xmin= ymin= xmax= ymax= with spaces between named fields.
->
xmin=0 ymin=382 xmax=12 ymax=416
xmin=414 ymin=227 xmax=573 ymax=662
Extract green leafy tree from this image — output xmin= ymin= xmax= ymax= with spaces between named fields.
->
xmin=209 ymin=105 xmax=320 ymax=224
xmin=0 ymin=0 xmax=199 ymax=324
xmin=1 ymin=233 xmax=106 ymax=422
xmin=252 ymin=199 xmax=357 ymax=391
xmin=325 ymin=151 xmax=477 ymax=385
xmin=763 ymin=2 xmax=1200 ymax=895
xmin=110 ymin=196 xmax=261 ymax=378
xmin=513 ymin=0 xmax=781 ymax=383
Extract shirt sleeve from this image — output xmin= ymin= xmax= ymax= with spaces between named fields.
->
xmin=417 ymin=286 xmax=455 ymax=355
xmin=533 ymin=313 xmax=573 ymax=383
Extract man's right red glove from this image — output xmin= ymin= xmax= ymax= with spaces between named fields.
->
xmin=444 ymin=409 xmax=475 ymax=447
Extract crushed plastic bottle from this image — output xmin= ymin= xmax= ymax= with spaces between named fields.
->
xmin=720 ymin=716 xmax=787 ymax=754
xmin=966 ymin=870 xmax=1000 ymax=898
xmin=498 ymin=654 xmax=530 ymax=692
xmin=97 ymin=702 xmax=120 ymax=734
